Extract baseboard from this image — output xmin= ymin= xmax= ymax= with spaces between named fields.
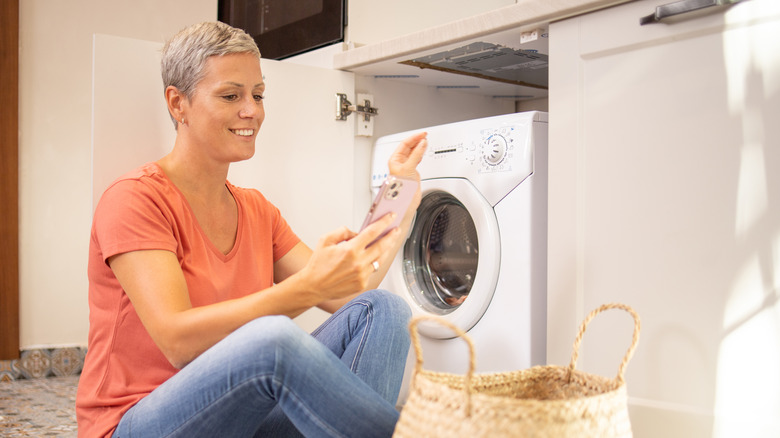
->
xmin=0 ymin=346 xmax=87 ymax=382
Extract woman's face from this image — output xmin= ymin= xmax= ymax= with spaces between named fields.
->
xmin=182 ymin=52 xmax=265 ymax=163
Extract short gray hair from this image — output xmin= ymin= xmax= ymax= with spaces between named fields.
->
xmin=161 ymin=21 xmax=261 ymax=128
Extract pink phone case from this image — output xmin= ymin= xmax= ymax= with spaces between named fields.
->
xmin=360 ymin=176 xmax=419 ymax=245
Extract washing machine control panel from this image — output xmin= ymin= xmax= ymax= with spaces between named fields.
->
xmin=424 ymin=125 xmax=524 ymax=174
xmin=371 ymin=112 xmax=547 ymax=206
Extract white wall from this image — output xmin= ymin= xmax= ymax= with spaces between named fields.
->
xmin=18 ymin=0 xmax=218 ymax=348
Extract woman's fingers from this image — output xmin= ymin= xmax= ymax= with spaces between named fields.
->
xmin=316 ymin=226 xmax=356 ymax=248
xmin=353 ymin=212 xmax=397 ymax=249
xmin=305 ymin=214 xmax=397 ymax=299
xmin=388 ymin=132 xmax=427 ymax=178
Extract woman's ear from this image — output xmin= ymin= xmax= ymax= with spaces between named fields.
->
xmin=165 ymin=85 xmax=187 ymax=127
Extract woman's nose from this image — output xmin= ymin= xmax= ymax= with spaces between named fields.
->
xmin=239 ymin=96 xmax=261 ymax=118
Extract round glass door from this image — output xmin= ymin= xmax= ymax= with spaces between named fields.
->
xmin=392 ymin=178 xmax=501 ymax=339
xmin=403 ymin=191 xmax=479 ymax=314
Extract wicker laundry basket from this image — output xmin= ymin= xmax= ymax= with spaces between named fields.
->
xmin=393 ymin=303 xmax=641 ymax=438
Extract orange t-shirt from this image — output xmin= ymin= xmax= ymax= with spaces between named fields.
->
xmin=76 ymin=163 xmax=300 ymax=438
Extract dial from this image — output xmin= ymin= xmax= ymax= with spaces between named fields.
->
xmin=482 ymin=134 xmax=508 ymax=165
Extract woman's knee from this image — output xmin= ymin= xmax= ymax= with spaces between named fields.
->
xmin=227 ymin=315 xmax=309 ymax=354
xmin=359 ymin=289 xmax=411 ymax=320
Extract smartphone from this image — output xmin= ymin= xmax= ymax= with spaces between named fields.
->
xmin=360 ymin=175 xmax=419 ymax=246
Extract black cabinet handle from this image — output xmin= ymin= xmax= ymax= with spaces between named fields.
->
xmin=640 ymin=0 xmax=743 ymax=25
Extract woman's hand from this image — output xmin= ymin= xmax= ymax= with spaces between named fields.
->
xmin=294 ymin=213 xmax=400 ymax=304
xmin=388 ymin=132 xmax=427 ymax=181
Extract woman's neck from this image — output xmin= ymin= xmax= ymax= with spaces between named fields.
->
xmin=156 ymin=147 xmax=230 ymax=204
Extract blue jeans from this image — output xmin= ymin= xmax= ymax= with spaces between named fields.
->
xmin=113 ymin=290 xmax=411 ymax=438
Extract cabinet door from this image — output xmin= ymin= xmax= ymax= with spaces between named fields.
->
xmin=549 ymin=1 xmax=780 ymax=437
xmin=93 ymin=34 xmax=355 ymax=330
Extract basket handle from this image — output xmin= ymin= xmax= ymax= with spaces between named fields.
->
xmin=408 ymin=315 xmax=477 ymax=417
xmin=568 ymin=303 xmax=641 ymax=385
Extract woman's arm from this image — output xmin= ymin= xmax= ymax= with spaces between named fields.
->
xmin=114 ymin=133 xmax=427 ymax=369
xmin=109 ymin=212 xmax=397 ymax=369
xmin=298 ymin=132 xmax=429 ymax=312
xmin=363 ymin=131 xmax=427 ymax=288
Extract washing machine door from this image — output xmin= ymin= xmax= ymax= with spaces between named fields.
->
xmin=390 ymin=178 xmax=500 ymax=339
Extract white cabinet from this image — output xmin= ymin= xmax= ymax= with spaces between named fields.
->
xmin=549 ymin=0 xmax=780 ymax=436
xmin=347 ymin=0 xmax=516 ymax=46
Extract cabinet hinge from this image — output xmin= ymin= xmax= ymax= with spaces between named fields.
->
xmin=335 ymin=93 xmax=378 ymax=122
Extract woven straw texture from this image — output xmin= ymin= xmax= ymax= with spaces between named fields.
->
xmin=393 ymin=303 xmax=640 ymax=438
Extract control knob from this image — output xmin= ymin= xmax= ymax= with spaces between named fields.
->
xmin=482 ymin=134 xmax=508 ymax=166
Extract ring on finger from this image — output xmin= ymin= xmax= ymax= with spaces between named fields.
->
xmin=371 ymin=260 xmax=380 ymax=272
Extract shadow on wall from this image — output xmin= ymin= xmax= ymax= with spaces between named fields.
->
xmin=712 ymin=5 xmax=780 ymax=435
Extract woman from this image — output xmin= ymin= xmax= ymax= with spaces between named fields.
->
xmin=76 ymin=21 xmax=427 ymax=437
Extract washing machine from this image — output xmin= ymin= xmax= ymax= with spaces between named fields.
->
xmin=370 ymin=112 xmax=548 ymax=402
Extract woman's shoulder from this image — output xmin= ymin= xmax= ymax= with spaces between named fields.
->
xmin=109 ymin=162 xmax=166 ymax=187
xmin=97 ymin=162 xmax=173 ymax=208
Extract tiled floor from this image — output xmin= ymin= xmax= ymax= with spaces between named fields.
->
xmin=0 ymin=375 xmax=79 ymax=437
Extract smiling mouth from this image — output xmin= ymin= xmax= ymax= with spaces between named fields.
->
xmin=230 ymin=129 xmax=254 ymax=137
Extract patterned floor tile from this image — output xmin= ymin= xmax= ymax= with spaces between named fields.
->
xmin=16 ymin=350 xmax=52 ymax=379
xmin=0 ymin=375 xmax=78 ymax=437
xmin=51 ymin=348 xmax=84 ymax=377
xmin=0 ymin=360 xmax=21 ymax=382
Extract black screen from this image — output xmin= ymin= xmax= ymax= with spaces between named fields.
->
xmin=218 ymin=0 xmax=345 ymax=60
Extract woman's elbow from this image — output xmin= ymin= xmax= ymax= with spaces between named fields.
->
xmin=155 ymin=336 xmax=200 ymax=369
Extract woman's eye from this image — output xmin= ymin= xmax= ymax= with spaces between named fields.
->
xmin=254 ymin=94 xmax=264 ymax=102
xmin=223 ymin=94 xmax=238 ymax=101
